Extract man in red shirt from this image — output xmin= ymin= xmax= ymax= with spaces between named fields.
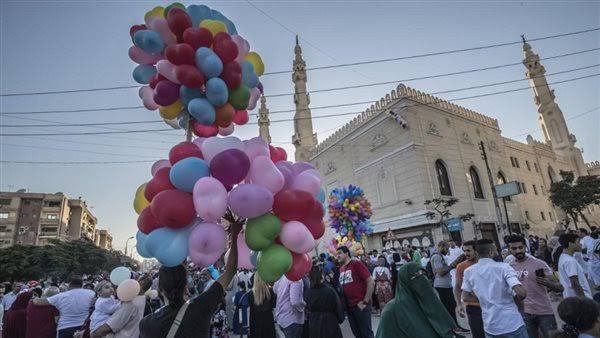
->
xmin=337 ymin=246 xmax=375 ymax=338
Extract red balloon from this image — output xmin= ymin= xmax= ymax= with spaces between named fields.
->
xmin=150 ymin=189 xmax=196 ymax=228
xmin=232 ymin=110 xmax=249 ymax=125
xmin=273 ymin=189 xmax=315 ymax=221
xmin=165 ymin=43 xmax=195 ymax=66
xmin=213 ymin=32 xmax=238 ymax=63
xmin=220 ymin=62 xmax=242 ymax=89
xmin=144 ymin=167 xmax=176 ymax=201
xmin=191 ymin=120 xmax=219 ymax=137
xmin=166 ymin=8 xmax=192 ymax=42
xmin=137 ymin=207 xmax=162 ymax=234
xmin=149 ymin=73 xmax=167 ymax=89
xmin=301 ymin=200 xmax=326 ymax=240
xmin=183 ymin=27 xmax=213 ymax=50
xmin=129 ymin=24 xmax=147 ymax=43
xmin=269 ymin=145 xmax=288 ymax=162
xmin=285 ymin=252 xmax=311 ymax=281
xmin=176 ymin=65 xmax=205 ymax=88
xmin=169 ymin=141 xmax=203 ymax=165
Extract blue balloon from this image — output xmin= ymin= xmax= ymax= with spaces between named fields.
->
xmin=169 ymin=157 xmax=210 ymax=192
xmin=199 ymin=54 xmax=223 ymax=79
xmin=241 ymin=61 xmax=259 ymax=88
xmin=316 ymin=187 xmax=326 ymax=204
xmin=132 ymin=64 xmax=157 ymax=84
xmin=146 ymin=227 xmax=190 ymax=267
xmin=187 ymin=4 xmax=213 ymax=26
xmin=179 ymin=86 xmax=203 ymax=106
xmin=136 ymin=231 xmax=152 ymax=258
xmin=188 ymin=98 xmax=216 ymax=125
xmin=195 ymin=47 xmax=213 ymax=64
xmin=224 ymin=19 xmax=237 ymax=35
xmin=205 ymin=78 xmax=228 ymax=106
xmin=250 ymin=250 xmax=259 ymax=267
xmin=133 ymin=30 xmax=165 ymax=55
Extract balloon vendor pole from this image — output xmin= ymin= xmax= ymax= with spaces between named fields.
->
xmin=186 ymin=115 xmax=193 ymax=142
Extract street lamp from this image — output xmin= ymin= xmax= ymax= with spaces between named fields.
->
xmin=124 ymin=236 xmax=134 ymax=256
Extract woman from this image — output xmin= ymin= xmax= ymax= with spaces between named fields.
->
xmin=304 ymin=265 xmax=344 ymax=338
xmin=534 ymin=238 xmax=553 ymax=267
xmin=553 ymin=297 xmax=599 ymax=338
xmin=26 ymin=287 xmax=60 ymax=338
xmin=232 ymin=281 xmax=249 ymax=335
xmin=3 ymin=291 xmax=33 ymax=338
xmin=247 ymin=274 xmax=276 ymax=338
xmin=376 ymin=262 xmax=455 ymax=338
xmin=372 ymin=256 xmax=393 ymax=310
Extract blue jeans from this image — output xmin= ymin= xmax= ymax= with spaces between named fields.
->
xmin=347 ymin=304 xmax=374 ymax=338
xmin=58 ymin=326 xmax=80 ymax=338
xmin=485 ymin=325 xmax=529 ymax=338
xmin=523 ymin=313 xmax=557 ymax=338
xmin=280 ymin=322 xmax=304 ymax=338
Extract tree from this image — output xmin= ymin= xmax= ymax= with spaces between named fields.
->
xmin=549 ymin=171 xmax=600 ymax=228
xmin=424 ymin=197 xmax=474 ymax=237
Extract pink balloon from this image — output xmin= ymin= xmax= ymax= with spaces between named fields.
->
xmin=129 ymin=45 xmax=163 ymax=65
xmin=228 ymin=184 xmax=273 ymax=219
xmin=116 ymin=279 xmax=140 ymax=302
xmin=247 ymin=88 xmax=261 ymax=110
xmin=236 ymin=231 xmax=253 ymax=269
xmin=275 ymin=162 xmax=293 ymax=190
xmin=291 ymin=162 xmax=316 ymax=177
xmin=290 ymin=169 xmax=322 ymax=196
xmin=249 ymin=156 xmax=284 ymax=194
xmin=218 ymin=124 xmax=235 ymax=136
xmin=192 ymin=137 xmax=206 ymax=151
xmin=232 ymin=35 xmax=250 ymax=63
xmin=151 ymin=159 xmax=171 ymax=176
xmin=193 ymin=177 xmax=227 ymax=222
xmin=156 ymin=60 xmax=180 ymax=84
xmin=147 ymin=17 xmax=177 ymax=46
xmin=201 ymin=136 xmax=244 ymax=164
xmin=139 ymin=86 xmax=159 ymax=110
xmin=280 ymin=221 xmax=316 ymax=254
xmin=188 ymin=222 xmax=227 ymax=267
xmin=244 ymin=137 xmax=270 ymax=162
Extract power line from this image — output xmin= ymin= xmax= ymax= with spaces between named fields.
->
xmin=508 ymin=106 xmax=600 ymax=138
xmin=0 ymin=28 xmax=598 ymax=97
xmin=0 ymin=143 xmax=161 ymax=159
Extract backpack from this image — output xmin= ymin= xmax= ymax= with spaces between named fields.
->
xmin=425 ymin=253 xmax=440 ymax=280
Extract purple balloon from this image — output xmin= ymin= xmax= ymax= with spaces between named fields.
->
xmin=209 ymin=148 xmax=250 ymax=186
xmin=228 ymin=184 xmax=274 ymax=218
xmin=153 ymin=80 xmax=180 ymax=106
xmin=275 ymin=163 xmax=293 ymax=190
xmin=257 ymin=82 xmax=263 ymax=94
xmin=291 ymin=161 xmax=316 ymax=177
xmin=188 ymin=222 xmax=227 ymax=267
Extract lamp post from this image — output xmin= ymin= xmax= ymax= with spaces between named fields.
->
xmin=124 ymin=236 xmax=134 ymax=256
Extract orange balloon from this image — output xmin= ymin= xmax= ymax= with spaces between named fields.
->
xmin=215 ymin=103 xmax=235 ymax=127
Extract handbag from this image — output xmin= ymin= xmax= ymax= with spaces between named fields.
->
xmin=166 ymin=301 xmax=191 ymax=338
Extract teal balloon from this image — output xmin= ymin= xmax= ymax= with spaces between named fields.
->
xmin=205 ymin=78 xmax=228 ymax=106
xmin=133 ymin=65 xmax=157 ymax=84
xmin=146 ymin=226 xmax=190 ymax=267
xmin=316 ymin=187 xmax=326 ymax=204
xmin=241 ymin=61 xmax=259 ymax=88
xmin=169 ymin=157 xmax=210 ymax=192
xmin=179 ymin=86 xmax=203 ymax=106
xmin=257 ymin=244 xmax=292 ymax=283
xmin=244 ymin=213 xmax=282 ymax=251
xmin=133 ymin=30 xmax=165 ymax=55
xmin=110 ymin=266 xmax=131 ymax=286
xmin=199 ymin=54 xmax=223 ymax=79
xmin=136 ymin=231 xmax=152 ymax=258
xmin=188 ymin=98 xmax=215 ymax=125
xmin=187 ymin=4 xmax=213 ymax=26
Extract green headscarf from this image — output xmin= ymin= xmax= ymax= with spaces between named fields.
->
xmin=376 ymin=262 xmax=455 ymax=338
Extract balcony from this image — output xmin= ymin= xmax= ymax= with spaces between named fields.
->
xmin=38 ymin=231 xmax=59 ymax=238
xmin=40 ymin=218 xmax=60 ymax=224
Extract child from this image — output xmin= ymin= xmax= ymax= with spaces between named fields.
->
xmin=232 ymin=281 xmax=249 ymax=335
xmin=90 ymin=281 xmax=121 ymax=333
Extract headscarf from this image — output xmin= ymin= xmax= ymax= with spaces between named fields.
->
xmin=376 ymin=262 xmax=454 ymax=338
xmin=2 ymin=291 xmax=33 ymax=338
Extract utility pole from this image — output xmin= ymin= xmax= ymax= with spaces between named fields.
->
xmin=479 ymin=141 xmax=506 ymax=237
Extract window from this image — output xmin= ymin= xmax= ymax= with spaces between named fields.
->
xmin=469 ymin=166 xmax=485 ymax=199
xmin=510 ymin=157 xmax=516 ymax=167
xmin=540 ymin=212 xmax=546 ymax=221
xmin=534 ymin=163 xmax=539 ymax=172
xmin=497 ymin=172 xmax=511 ymax=201
xmin=549 ymin=212 xmax=554 ymax=222
xmin=0 ymin=212 xmax=8 ymax=219
xmin=47 ymin=214 xmax=58 ymax=220
xmin=526 ymin=161 xmax=531 ymax=171
xmin=514 ymin=158 xmax=520 ymax=168
xmin=521 ymin=182 xmax=527 ymax=194
xmin=525 ymin=211 xmax=530 ymax=220
xmin=435 ymin=160 xmax=453 ymax=196
xmin=0 ymin=199 xmax=11 ymax=206
xmin=548 ymin=166 xmax=557 ymax=184
xmin=533 ymin=185 xmax=538 ymax=195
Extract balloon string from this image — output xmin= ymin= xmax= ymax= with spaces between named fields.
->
xmin=186 ymin=114 xmax=192 ymax=142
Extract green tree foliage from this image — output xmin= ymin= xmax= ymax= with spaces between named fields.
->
xmin=424 ymin=197 xmax=474 ymax=226
xmin=550 ymin=171 xmax=600 ymax=228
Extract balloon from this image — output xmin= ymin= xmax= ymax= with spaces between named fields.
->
xmin=244 ymin=213 xmax=282 ymax=251
xmin=129 ymin=24 xmax=147 ymax=43
xmin=169 ymin=141 xmax=203 ymax=165
xmin=150 ymin=189 xmax=196 ymax=228
xmin=179 ymin=85 xmax=203 ymax=106
xmin=290 ymin=170 xmax=322 ymax=196
xmin=133 ymin=30 xmax=165 ymax=55
xmin=199 ymin=54 xmax=223 ymax=79
xmin=220 ymin=62 xmax=242 ymax=89
xmin=275 ymin=163 xmax=293 ymax=190
xmin=228 ymin=85 xmax=250 ymax=110
xmin=300 ymin=200 xmax=325 ymax=240
xmin=205 ymin=78 xmax=228 ymax=107
xmin=285 ymin=252 xmax=311 ymax=281
xmin=188 ymin=98 xmax=216 ymax=125
xmin=129 ymin=44 xmax=162 ymax=66
xmin=215 ymin=103 xmax=234 ymax=127
xmin=165 ymin=43 xmax=194 ymax=65
xmin=164 ymin=2 xmax=186 ymax=17
xmin=149 ymin=73 xmax=166 ymax=89
xmin=291 ymin=162 xmax=316 ymax=177
xmin=139 ymin=86 xmax=159 ymax=110
xmin=156 ymin=60 xmax=180 ymax=84
xmin=164 ymin=117 xmax=181 ymax=129
xmin=218 ymin=124 xmax=234 ymax=136
xmin=159 ymin=100 xmax=183 ymax=120
xmin=144 ymin=6 xmax=164 ymax=23
xmin=213 ymin=32 xmax=238 ymax=63
xmin=187 ymin=4 xmax=212 ymax=27
xmin=240 ymin=61 xmax=259 ymax=88
xmin=137 ymin=207 xmax=162 ymax=234
xmin=247 ymin=87 xmax=260 ymax=110
xmin=166 ymin=8 xmax=192 ymax=41
xmin=244 ymin=52 xmax=265 ymax=76
xmin=133 ymin=183 xmax=150 ymax=214
xmin=232 ymin=35 xmax=250 ymax=63
xmin=146 ymin=226 xmax=191 ymax=266
xmin=148 ymin=17 xmax=177 ymax=46
xmin=192 ymin=137 xmax=206 ymax=150
xmin=145 ymin=167 xmax=176 ymax=201
xmin=177 ymin=114 xmax=189 ymax=129
xmin=243 ymin=137 xmax=270 ymax=162
xmin=193 ymin=177 xmax=227 ymax=222
xmin=249 ymin=250 xmax=259 ymax=267
xmin=136 ymin=231 xmax=152 ymax=258
xmin=169 ymin=157 xmax=210 ymax=192
xmin=153 ymin=80 xmax=180 ymax=106
xmin=183 ymin=27 xmax=213 ymax=50
xmin=201 ymin=136 xmax=244 ymax=164
xmin=228 ymin=184 xmax=274 ymax=219
xmin=270 ymin=145 xmax=288 ymax=163
xmin=316 ymin=187 xmax=326 ymax=204
xmin=132 ymin=65 xmax=157 ymax=84
xmin=209 ymin=149 xmax=250 ymax=186
xmin=249 ymin=156 xmax=285 ymax=194
xmin=280 ymin=220 xmax=316 ymax=254
xmin=257 ymin=244 xmax=292 ymax=283
xmin=192 ymin=120 xmax=219 ymax=137
xmin=234 ymin=231 xmax=253 ymax=269
xmin=273 ymin=189 xmax=315 ymax=221
xmin=110 ymin=267 xmax=131 ymax=286
xmin=188 ymin=222 xmax=227 ymax=267
xmin=176 ymin=64 xmax=205 ymax=88
xmin=200 ymin=19 xmax=227 ymax=36
xmin=233 ymin=110 xmax=249 ymax=125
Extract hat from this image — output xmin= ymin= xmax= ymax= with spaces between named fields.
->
xmin=94 ymin=280 xmax=111 ymax=294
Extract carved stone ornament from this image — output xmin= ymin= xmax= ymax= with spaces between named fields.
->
xmin=370 ymin=134 xmax=388 ymax=151
xmin=461 ymin=132 xmax=473 ymax=145
xmin=488 ymin=140 xmax=500 ymax=152
xmin=325 ymin=161 xmax=337 ymax=174
xmin=426 ymin=123 xmax=441 ymax=136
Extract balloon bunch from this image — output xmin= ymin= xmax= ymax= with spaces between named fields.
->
xmin=323 ymin=235 xmax=365 ymax=256
xmin=328 ymin=185 xmax=374 ymax=241
xmin=133 ymin=136 xmax=325 ymax=283
xmin=109 ymin=267 xmax=141 ymax=302
xmin=129 ymin=3 xmax=264 ymax=136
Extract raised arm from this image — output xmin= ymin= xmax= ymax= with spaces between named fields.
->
xmin=216 ymin=209 xmax=244 ymax=289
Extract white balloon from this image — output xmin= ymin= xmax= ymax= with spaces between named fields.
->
xmin=201 ymin=136 xmax=244 ymax=164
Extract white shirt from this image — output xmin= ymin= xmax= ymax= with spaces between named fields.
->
xmin=582 ymin=236 xmax=597 ymax=258
xmin=447 ymin=246 xmax=463 ymax=263
xmin=420 ymin=257 xmax=430 ymax=269
xmin=462 ymin=258 xmax=524 ymax=335
xmin=90 ymin=296 xmax=121 ymax=331
xmin=1 ymin=291 xmax=18 ymax=311
xmin=47 ymin=288 xmax=96 ymax=330
xmin=372 ymin=266 xmax=391 ymax=280
xmin=558 ymin=253 xmax=592 ymax=299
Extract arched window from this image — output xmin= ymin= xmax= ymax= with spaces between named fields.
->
xmin=435 ymin=160 xmax=452 ymax=196
xmin=548 ymin=166 xmax=557 ymax=184
xmin=469 ymin=166 xmax=485 ymax=199
xmin=497 ymin=171 xmax=511 ymax=201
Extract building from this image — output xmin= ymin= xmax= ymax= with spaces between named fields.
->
xmin=94 ymin=229 xmax=113 ymax=250
xmin=280 ymin=39 xmax=600 ymax=251
xmin=67 ymin=198 xmax=97 ymax=242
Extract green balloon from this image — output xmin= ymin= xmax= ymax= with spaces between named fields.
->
xmin=164 ymin=2 xmax=186 ymax=17
xmin=244 ymin=213 xmax=282 ymax=251
xmin=228 ymin=85 xmax=250 ymax=110
xmin=257 ymin=244 xmax=292 ymax=283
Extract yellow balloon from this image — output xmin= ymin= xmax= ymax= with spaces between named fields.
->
xmin=199 ymin=19 xmax=227 ymax=36
xmin=144 ymin=6 xmax=164 ymax=20
xmin=159 ymin=100 xmax=183 ymax=120
xmin=244 ymin=52 xmax=265 ymax=76
xmin=133 ymin=183 xmax=150 ymax=214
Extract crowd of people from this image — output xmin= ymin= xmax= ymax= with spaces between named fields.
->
xmin=1 ymin=225 xmax=600 ymax=338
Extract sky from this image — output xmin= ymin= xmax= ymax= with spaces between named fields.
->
xmin=1 ymin=0 xmax=599 ymax=252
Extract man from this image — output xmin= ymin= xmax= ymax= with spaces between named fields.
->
xmin=462 ymin=239 xmax=528 ymax=338
xmin=557 ymin=233 xmax=592 ymax=298
xmin=33 ymin=276 xmax=95 ymax=338
xmin=507 ymin=235 xmax=563 ymax=338
xmin=2 ymin=283 xmax=21 ymax=312
xmin=580 ymin=228 xmax=597 ymax=260
xmin=337 ymin=245 xmax=375 ymax=338
xmin=453 ymin=240 xmax=484 ymax=338
xmin=432 ymin=240 xmax=469 ymax=334
xmin=273 ymin=275 xmax=306 ymax=338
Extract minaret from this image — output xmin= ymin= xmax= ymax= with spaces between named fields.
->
xmin=258 ymin=95 xmax=271 ymax=144
xmin=292 ymin=35 xmax=317 ymax=162
xmin=522 ymin=37 xmax=587 ymax=176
